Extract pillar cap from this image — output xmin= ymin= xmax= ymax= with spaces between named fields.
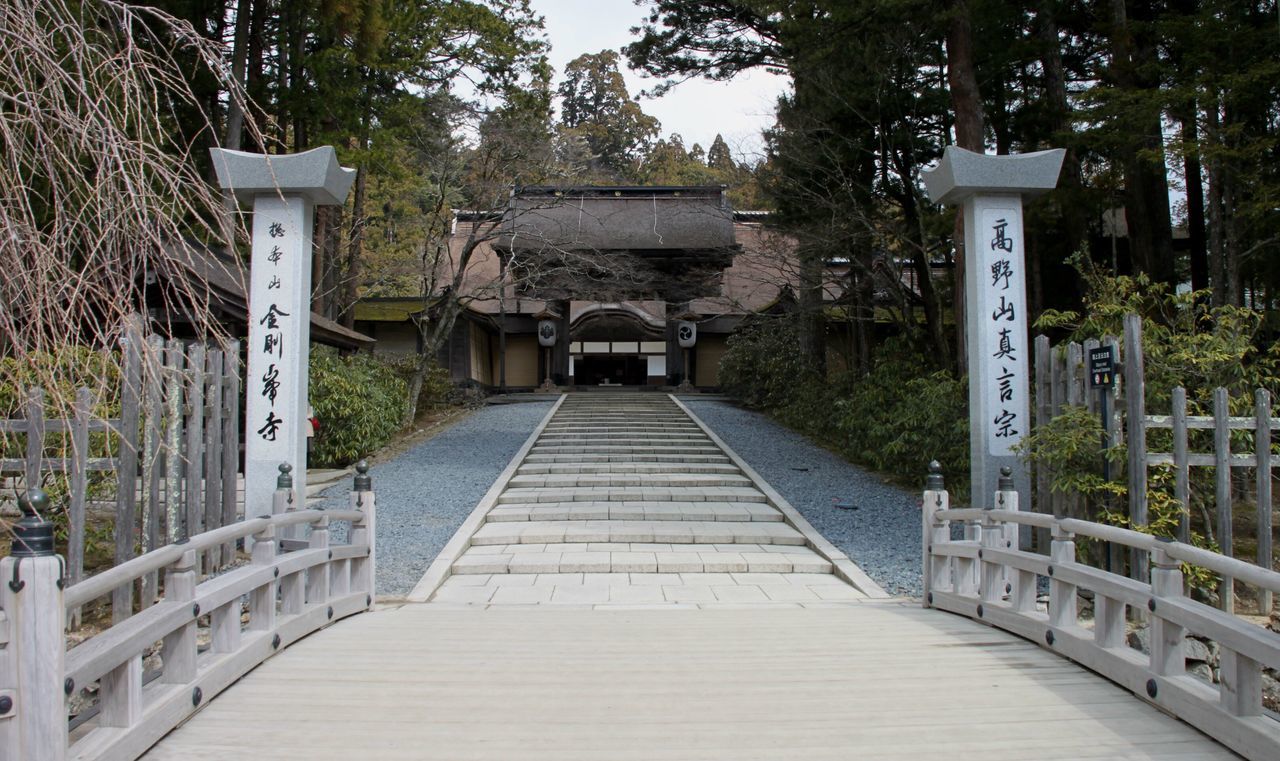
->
xmin=277 ymin=462 xmax=294 ymax=489
xmin=354 ymin=460 xmax=372 ymax=492
xmin=210 ymin=146 xmax=356 ymax=207
xmin=923 ymin=146 xmax=1065 ymax=206
xmin=11 ymin=488 xmax=55 ymax=557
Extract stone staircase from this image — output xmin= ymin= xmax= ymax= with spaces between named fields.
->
xmin=429 ymin=393 xmax=866 ymax=606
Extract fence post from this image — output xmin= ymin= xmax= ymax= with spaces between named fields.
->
xmin=0 ymin=489 xmax=68 ymax=761
xmin=1123 ymin=313 xmax=1148 ymax=583
xmin=1033 ymin=334 xmax=1052 ymax=551
xmin=22 ymin=388 xmax=45 ymax=490
xmin=921 ymin=462 xmax=948 ymax=609
xmin=1256 ymin=389 xmax=1272 ymax=616
xmin=1172 ymin=386 xmax=1190 ymax=544
xmin=350 ymin=461 xmax=377 ymax=609
xmin=220 ymin=339 xmax=241 ymax=565
xmin=114 ymin=316 xmax=143 ymax=623
xmin=1213 ymin=387 xmax=1234 ymax=614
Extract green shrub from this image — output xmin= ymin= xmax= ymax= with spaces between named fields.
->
xmin=831 ymin=345 xmax=970 ymax=500
xmin=718 ymin=323 xmax=970 ymax=499
xmin=309 ymin=349 xmax=408 ymax=468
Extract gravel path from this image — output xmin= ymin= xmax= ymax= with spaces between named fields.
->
xmin=685 ymin=400 xmax=923 ymax=597
xmin=315 ymin=402 xmax=553 ymax=596
xmin=317 ymin=396 xmax=919 ymax=599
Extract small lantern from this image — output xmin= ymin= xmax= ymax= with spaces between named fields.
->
xmin=537 ymin=320 xmax=557 ymax=347
xmin=677 ymin=321 xmax=697 ymax=348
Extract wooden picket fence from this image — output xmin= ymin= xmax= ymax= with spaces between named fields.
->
xmin=1033 ymin=313 xmax=1276 ymax=615
xmin=0 ymin=316 xmax=242 ymax=623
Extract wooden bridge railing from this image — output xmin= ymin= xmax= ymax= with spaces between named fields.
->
xmin=922 ymin=461 xmax=1280 ymax=761
xmin=0 ymin=462 xmax=376 ymax=761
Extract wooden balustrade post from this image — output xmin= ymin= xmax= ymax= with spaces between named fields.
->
xmin=1220 ymin=649 xmax=1263 ymax=718
xmin=1148 ymin=540 xmax=1185 ymax=678
xmin=1048 ymin=524 xmax=1077 ymax=630
xmin=276 ymin=463 xmax=297 ymax=540
xmin=981 ymin=468 xmax=1015 ymax=603
xmin=307 ymin=512 xmax=331 ymax=606
xmin=248 ymin=521 xmax=277 ymax=633
xmin=922 ymin=461 xmax=948 ymax=608
xmin=955 ymin=500 xmax=982 ymax=598
xmin=0 ymin=490 xmax=68 ymax=761
xmin=159 ymin=549 xmax=198 ymax=685
xmin=346 ymin=462 xmax=376 ymax=604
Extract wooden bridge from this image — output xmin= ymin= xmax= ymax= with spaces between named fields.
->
xmin=2 ymin=393 xmax=1278 ymax=759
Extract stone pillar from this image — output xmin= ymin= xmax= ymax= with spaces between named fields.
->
xmin=923 ymin=146 xmax=1064 ymax=520
xmin=210 ymin=147 xmax=355 ymax=519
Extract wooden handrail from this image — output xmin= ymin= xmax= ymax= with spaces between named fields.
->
xmin=930 ymin=504 xmax=1280 ymax=593
xmin=923 ymin=472 xmax=1280 ymax=761
xmin=1 ymin=462 xmax=378 ymax=761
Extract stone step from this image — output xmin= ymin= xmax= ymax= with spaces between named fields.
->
xmin=523 ymin=453 xmax=731 ymax=464
xmin=486 ymin=501 xmax=783 ymax=523
xmin=451 ymin=545 xmax=833 ymax=575
xmin=432 ymin=572 xmax=860 ymax=605
xmin=471 ymin=520 xmax=805 ymax=546
xmin=545 ymin=424 xmax=701 ymax=431
xmin=529 ymin=445 xmax=722 ymax=455
xmin=507 ymin=473 xmax=751 ymax=489
xmin=537 ymin=432 xmax=709 ymax=441
xmin=496 ymin=486 xmax=768 ymax=505
xmin=517 ymin=462 xmax=741 ymax=475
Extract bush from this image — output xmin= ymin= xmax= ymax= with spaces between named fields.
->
xmin=718 ymin=323 xmax=970 ymax=499
xmin=309 ymin=349 xmax=408 ymax=468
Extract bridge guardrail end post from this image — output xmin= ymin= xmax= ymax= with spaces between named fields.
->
xmin=3 ymin=488 xmax=68 ymax=761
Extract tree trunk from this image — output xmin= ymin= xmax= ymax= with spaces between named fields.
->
xmin=340 ymin=157 xmax=367 ymax=329
xmin=312 ymin=207 xmax=329 ymax=315
xmin=1180 ymin=108 xmax=1209 ymax=295
xmin=1205 ymin=93 xmax=1228 ymax=308
xmin=1034 ymin=0 xmax=1086 ymax=314
xmin=223 ymin=0 xmax=252 ymax=151
xmin=946 ymin=0 xmax=985 ymax=376
xmin=797 ymin=249 xmax=826 ymax=376
xmin=244 ymin=0 xmax=268 ymax=153
xmin=1109 ymin=0 xmax=1176 ymax=285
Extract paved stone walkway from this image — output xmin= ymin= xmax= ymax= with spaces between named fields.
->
xmin=421 ymin=393 xmax=879 ymax=606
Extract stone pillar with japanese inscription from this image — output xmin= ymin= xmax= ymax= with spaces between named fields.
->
xmin=210 ymin=147 xmax=356 ymax=519
xmin=923 ymin=146 xmax=1065 ymax=521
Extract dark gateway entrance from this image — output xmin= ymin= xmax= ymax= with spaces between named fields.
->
xmin=574 ymin=355 xmax=648 ymax=386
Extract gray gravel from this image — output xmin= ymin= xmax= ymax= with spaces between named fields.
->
xmin=315 ymin=402 xmax=553 ymax=596
xmin=686 ymin=400 xmax=923 ymax=597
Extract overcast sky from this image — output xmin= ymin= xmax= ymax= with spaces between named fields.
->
xmin=527 ymin=0 xmax=790 ymax=163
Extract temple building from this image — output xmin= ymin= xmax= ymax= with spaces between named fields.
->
xmin=354 ymin=185 xmax=803 ymax=390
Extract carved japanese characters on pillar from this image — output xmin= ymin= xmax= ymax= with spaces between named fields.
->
xmin=923 ymin=146 xmax=1064 ymax=520
xmin=980 ymin=204 xmax=1028 ymax=457
xmin=210 ymin=146 xmax=355 ymax=518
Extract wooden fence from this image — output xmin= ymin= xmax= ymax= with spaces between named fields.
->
xmin=1033 ymin=313 xmax=1276 ymax=615
xmin=0 ymin=316 xmax=243 ymax=623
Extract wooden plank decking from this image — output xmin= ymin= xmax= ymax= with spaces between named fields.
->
xmin=139 ymin=392 xmax=1239 ymax=759
xmin=141 ymin=604 xmax=1236 ymax=760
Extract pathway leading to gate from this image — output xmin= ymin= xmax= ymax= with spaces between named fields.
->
xmin=140 ymin=393 xmax=1236 ymax=760
xmin=416 ymin=392 xmax=881 ymax=606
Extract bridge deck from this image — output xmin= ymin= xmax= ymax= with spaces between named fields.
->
xmin=141 ymin=604 xmax=1233 ymax=760
xmin=140 ymin=393 xmax=1236 ymax=759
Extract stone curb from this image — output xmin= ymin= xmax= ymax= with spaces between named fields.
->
xmin=405 ymin=394 xmax=567 ymax=602
xmin=671 ymin=395 xmax=892 ymax=599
